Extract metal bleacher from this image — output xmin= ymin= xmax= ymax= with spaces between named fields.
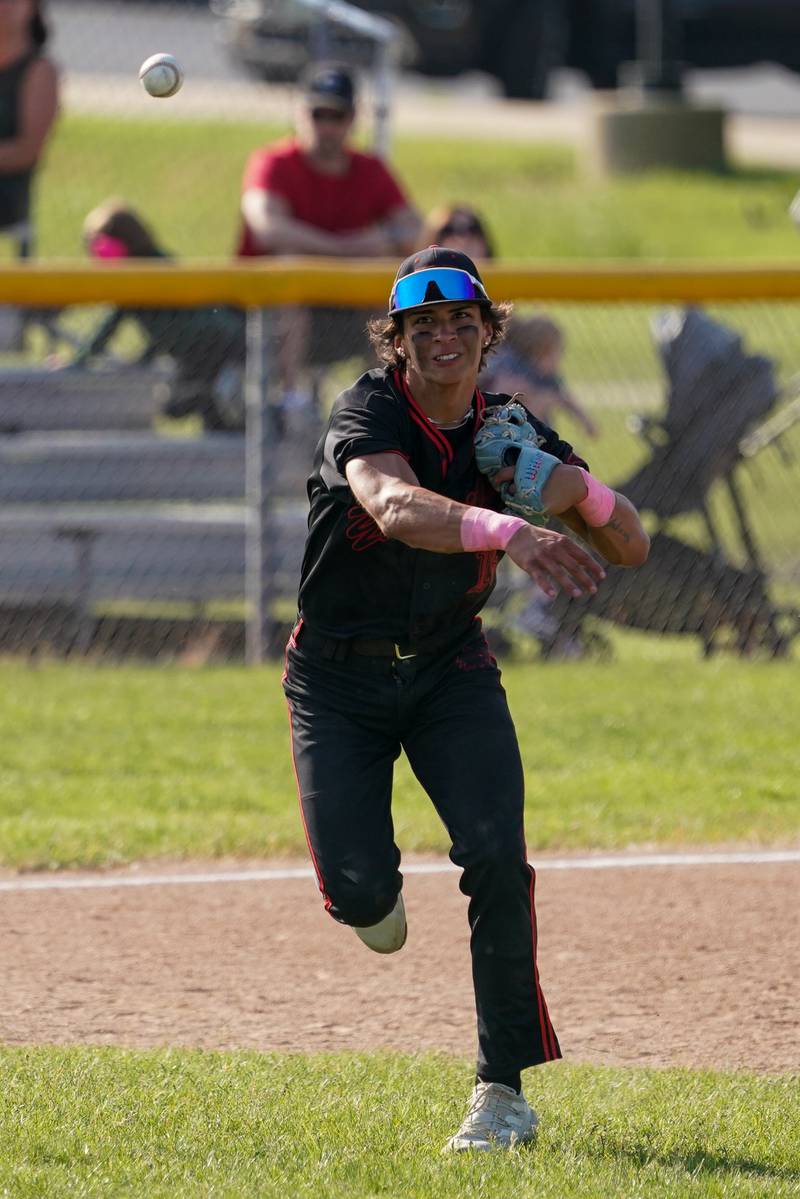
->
xmin=0 ymin=363 xmax=310 ymax=654
xmin=0 ymin=364 xmax=164 ymax=432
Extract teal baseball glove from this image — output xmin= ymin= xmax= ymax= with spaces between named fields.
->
xmin=474 ymin=402 xmax=562 ymax=526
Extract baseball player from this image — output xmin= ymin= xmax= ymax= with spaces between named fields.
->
xmin=282 ymin=246 xmax=649 ymax=1152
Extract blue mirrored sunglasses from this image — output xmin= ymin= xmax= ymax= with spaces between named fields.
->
xmin=389 ymin=267 xmax=490 ymax=315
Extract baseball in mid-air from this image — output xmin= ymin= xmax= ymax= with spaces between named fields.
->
xmin=139 ymin=53 xmax=184 ymax=99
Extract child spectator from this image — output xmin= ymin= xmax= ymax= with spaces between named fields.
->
xmin=486 ymin=314 xmax=598 ymax=439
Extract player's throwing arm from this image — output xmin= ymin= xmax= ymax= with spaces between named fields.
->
xmin=347 ymin=451 xmax=609 ymax=603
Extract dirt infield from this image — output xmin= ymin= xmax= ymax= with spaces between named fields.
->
xmin=2 ymin=856 xmax=797 ymax=1074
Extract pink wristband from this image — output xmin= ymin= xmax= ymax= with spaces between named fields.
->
xmin=460 ymin=507 xmax=527 ymax=552
xmin=576 ymin=468 xmax=616 ymax=527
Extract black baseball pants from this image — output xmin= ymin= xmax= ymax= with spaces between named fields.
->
xmin=282 ymin=621 xmax=561 ymax=1076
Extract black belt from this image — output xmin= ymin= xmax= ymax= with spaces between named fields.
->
xmin=297 ymin=625 xmax=422 ymax=662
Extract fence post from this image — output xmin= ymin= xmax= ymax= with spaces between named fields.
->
xmin=245 ymin=306 xmax=275 ymax=665
xmin=633 ymin=0 xmax=684 ymax=93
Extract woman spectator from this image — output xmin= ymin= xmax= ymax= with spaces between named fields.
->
xmin=422 ymin=203 xmax=495 ymax=263
xmin=0 ymin=0 xmax=58 ymax=251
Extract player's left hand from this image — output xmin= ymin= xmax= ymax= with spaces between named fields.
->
xmin=475 ymin=402 xmax=585 ymax=525
xmin=492 ymin=462 xmax=586 ymax=517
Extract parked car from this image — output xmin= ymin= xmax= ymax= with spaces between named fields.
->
xmin=569 ymin=0 xmax=800 ymax=93
xmin=211 ymin=0 xmax=800 ymax=100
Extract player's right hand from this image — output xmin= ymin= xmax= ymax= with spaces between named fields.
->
xmin=505 ymin=524 xmax=605 ymax=600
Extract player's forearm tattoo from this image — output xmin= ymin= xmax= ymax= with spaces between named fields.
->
xmin=604 ymin=517 xmax=631 ymax=542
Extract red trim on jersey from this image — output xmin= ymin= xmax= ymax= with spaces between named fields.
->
xmin=406 ymin=406 xmax=450 ymax=478
xmin=475 ymin=387 xmax=487 ymax=425
xmin=281 ymin=616 xmax=303 ymax=684
xmin=528 ymin=864 xmax=560 ymax=1061
xmin=287 ymin=702 xmax=333 ymax=913
xmin=283 ymin=620 xmax=333 ymax=912
xmin=394 ymin=369 xmax=453 ymax=477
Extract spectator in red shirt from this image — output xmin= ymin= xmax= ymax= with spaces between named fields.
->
xmin=237 ymin=63 xmax=421 ymax=424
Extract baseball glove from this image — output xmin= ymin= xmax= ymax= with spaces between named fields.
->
xmin=474 ymin=402 xmax=562 ymax=526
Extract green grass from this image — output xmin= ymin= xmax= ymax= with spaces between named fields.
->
xmin=0 ymin=1048 xmax=797 ymax=1198
xmin=1 ymin=653 xmax=797 ymax=870
xmin=17 ymin=113 xmax=800 ymax=261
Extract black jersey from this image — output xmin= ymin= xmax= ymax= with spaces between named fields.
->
xmin=297 ymin=366 xmax=585 ymax=651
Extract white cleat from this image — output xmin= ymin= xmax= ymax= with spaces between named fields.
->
xmin=353 ymin=893 xmax=407 ymax=954
xmin=443 ymin=1081 xmax=539 ymax=1152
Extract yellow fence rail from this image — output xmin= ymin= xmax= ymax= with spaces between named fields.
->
xmin=1 ymin=260 xmax=800 ymax=307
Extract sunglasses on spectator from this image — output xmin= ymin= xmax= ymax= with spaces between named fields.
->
xmin=310 ymin=107 xmax=351 ymax=123
xmin=438 ymin=221 xmax=484 ymax=238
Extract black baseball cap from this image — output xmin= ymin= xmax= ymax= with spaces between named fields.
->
xmin=389 ymin=246 xmax=493 ymax=316
xmin=303 ymin=63 xmax=356 ymax=110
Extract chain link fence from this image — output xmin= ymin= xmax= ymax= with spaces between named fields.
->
xmin=0 ymin=288 xmax=797 ymax=662
xmin=1 ymin=5 xmax=798 ymax=661
xmin=487 ymin=300 xmax=800 ymax=660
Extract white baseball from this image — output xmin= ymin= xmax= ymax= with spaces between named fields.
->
xmin=139 ymin=53 xmax=183 ymax=99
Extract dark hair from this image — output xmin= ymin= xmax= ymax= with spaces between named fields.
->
xmin=31 ymin=1 xmax=48 ymax=48
xmin=82 ymin=199 xmax=164 ymax=258
xmin=422 ymin=204 xmax=495 ymax=259
xmin=367 ymin=300 xmax=513 ymax=373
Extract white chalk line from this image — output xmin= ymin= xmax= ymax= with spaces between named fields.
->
xmin=0 ymin=850 xmax=798 ymax=894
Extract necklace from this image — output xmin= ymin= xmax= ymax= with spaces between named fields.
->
xmin=428 ymin=406 xmax=473 ymax=429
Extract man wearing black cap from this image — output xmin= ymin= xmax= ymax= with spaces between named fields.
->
xmin=282 ymin=247 xmax=649 ymax=1151
xmin=237 ymin=63 xmax=421 ymax=416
